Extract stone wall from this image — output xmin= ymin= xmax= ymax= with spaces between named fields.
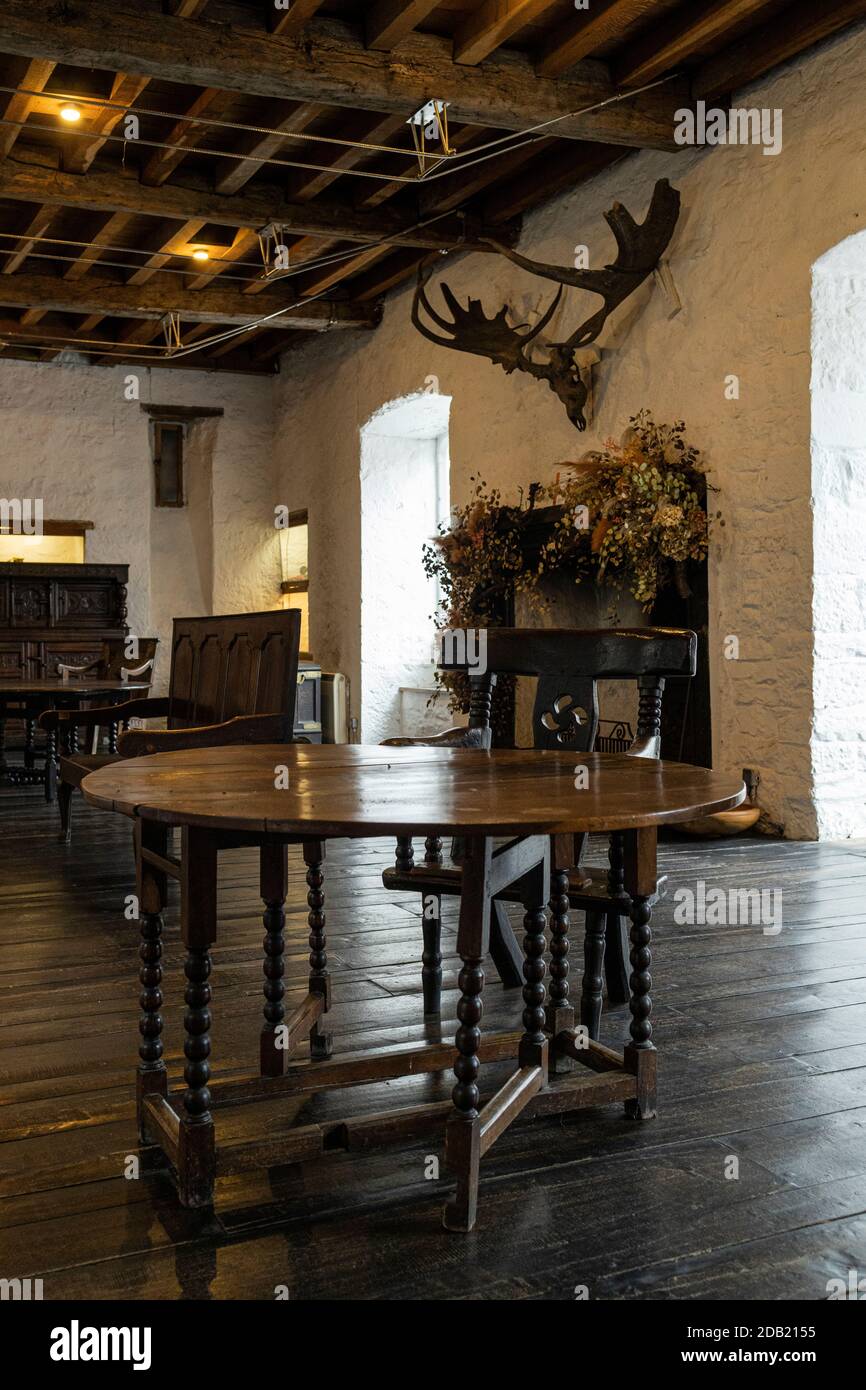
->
xmin=0 ymin=359 xmax=279 ymax=691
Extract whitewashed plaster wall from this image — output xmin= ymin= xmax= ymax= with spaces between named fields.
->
xmin=0 ymin=358 xmax=279 ymax=691
xmin=810 ymin=232 xmax=866 ymax=839
xmin=273 ymin=24 xmax=866 ymax=840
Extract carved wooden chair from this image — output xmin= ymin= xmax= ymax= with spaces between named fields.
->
xmin=40 ymin=611 xmax=300 ymax=842
xmin=381 ymin=626 xmax=697 ymax=1038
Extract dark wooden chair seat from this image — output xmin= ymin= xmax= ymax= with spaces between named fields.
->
xmin=56 ymin=751 xmax=116 ymax=789
xmin=381 ymin=626 xmax=696 ymax=1036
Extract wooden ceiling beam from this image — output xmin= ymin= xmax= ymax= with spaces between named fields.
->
xmin=141 ymin=87 xmax=235 ymax=186
xmin=349 ymin=247 xmax=431 ymax=301
xmin=167 ymin=1 xmax=211 ymax=15
xmin=240 ymin=234 xmax=337 ymax=295
xmin=480 ymin=140 xmax=626 ymax=222
xmin=288 ymin=112 xmax=406 ymax=202
xmin=62 ymin=211 xmax=137 ymax=281
xmin=0 ymin=155 xmax=504 ymax=251
xmin=0 ymin=5 xmax=685 ymax=150
xmin=215 ymin=102 xmax=325 ymax=196
xmin=693 ymin=0 xmax=866 ymax=99
xmin=353 ymin=123 xmax=483 ymax=210
xmin=270 ymin=1 xmax=326 ymax=38
xmin=20 ymin=209 xmax=138 ymax=329
xmin=614 ymin=0 xmax=775 ymax=88
xmin=186 ymin=229 xmax=260 ymax=290
xmin=454 ymin=1 xmax=561 ymax=67
xmin=125 ymin=220 xmax=208 ymax=284
xmin=0 ymin=203 xmax=56 ymax=275
xmin=365 ymin=1 xmax=441 ymax=51
xmin=203 ymin=323 xmax=271 ymax=359
xmin=535 ymin=1 xmax=656 ymax=79
xmin=0 ymin=58 xmax=55 ymax=160
xmin=294 ymin=242 xmax=390 ymax=298
xmin=0 ymin=271 xmax=382 ymax=329
xmin=62 ymin=72 xmax=151 ymax=174
xmin=418 ymin=138 xmax=551 ymax=216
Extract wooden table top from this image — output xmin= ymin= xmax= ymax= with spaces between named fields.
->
xmin=81 ymin=743 xmax=746 ymax=837
xmin=0 ymin=679 xmax=149 ymax=697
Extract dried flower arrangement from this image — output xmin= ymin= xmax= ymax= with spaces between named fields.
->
xmin=423 ymin=412 xmax=716 ymax=723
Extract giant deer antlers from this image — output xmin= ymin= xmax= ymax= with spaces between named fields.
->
xmin=411 ymin=179 xmax=681 ymax=430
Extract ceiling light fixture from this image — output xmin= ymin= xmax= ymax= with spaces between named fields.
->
xmin=191 ymin=248 xmax=209 ymax=262
xmin=59 ymin=103 xmax=82 ymax=123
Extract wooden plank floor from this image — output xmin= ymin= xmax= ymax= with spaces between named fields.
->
xmin=2 ymin=776 xmax=866 ymax=1301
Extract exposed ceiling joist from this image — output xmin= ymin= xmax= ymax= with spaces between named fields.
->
xmin=187 ymin=229 xmax=259 ymax=290
xmin=365 ymin=1 xmax=441 ymax=51
xmin=166 ymin=1 xmax=212 ymax=16
xmin=615 ymin=0 xmax=774 ymax=88
xmin=693 ymin=0 xmax=866 ymax=99
xmin=0 ymin=57 xmax=55 ymax=160
xmin=18 ymin=209 xmax=137 ymax=328
xmin=295 ymin=243 xmax=389 ymax=299
xmin=0 ymin=271 xmax=381 ymax=329
xmin=289 ymin=111 xmax=406 ymax=202
xmin=214 ymin=102 xmax=325 ymax=197
xmin=141 ymin=87 xmax=234 ymax=186
xmin=0 ymin=156 xmax=509 ymax=251
xmin=62 ymin=73 xmax=151 ymax=174
xmin=62 ymin=211 xmax=137 ymax=281
xmin=454 ymin=1 xmax=561 ymax=68
xmin=0 ymin=5 xmax=686 ymax=150
xmin=535 ymin=1 xmax=656 ymax=78
xmin=1 ymin=203 xmax=55 ymax=275
xmin=126 ymin=220 xmax=208 ymax=285
xmin=271 ymin=1 xmax=327 ymax=39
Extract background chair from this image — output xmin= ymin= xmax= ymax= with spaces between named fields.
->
xmin=40 ymin=611 xmax=300 ymax=841
xmin=55 ymin=636 xmax=159 ymax=756
xmin=381 ymin=626 xmax=697 ymax=1036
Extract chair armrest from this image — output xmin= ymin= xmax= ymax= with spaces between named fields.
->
xmin=56 ymin=659 xmax=100 ymax=677
xmin=118 ymin=712 xmax=292 ymax=757
xmin=39 ymin=696 xmax=170 ymax=733
xmin=381 ymin=726 xmax=486 ymax=749
xmin=120 ymin=658 xmax=155 ymax=680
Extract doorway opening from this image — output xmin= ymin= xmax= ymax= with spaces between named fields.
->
xmin=810 ymin=230 xmax=866 ymax=838
xmin=360 ymin=391 xmax=451 ymax=742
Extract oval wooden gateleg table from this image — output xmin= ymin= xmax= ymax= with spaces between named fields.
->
xmin=82 ymin=744 xmax=745 ymax=1232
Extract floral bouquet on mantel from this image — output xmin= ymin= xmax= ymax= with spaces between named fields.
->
xmin=422 ymin=411 xmax=715 ymax=726
xmin=555 ymin=410 xmax=715 ymax=609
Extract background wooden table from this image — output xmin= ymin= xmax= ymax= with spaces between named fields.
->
xmin=0 ymin=677 xmax=149 ymax=794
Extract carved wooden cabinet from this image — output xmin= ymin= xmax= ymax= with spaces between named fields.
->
xmin=0 ymin=563 xmax=129 ymax=679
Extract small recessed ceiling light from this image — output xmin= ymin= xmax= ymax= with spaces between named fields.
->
xmin=191 ymin=248 xmax=209 ymax=261
xmin=59 ymin=104 xmax=82 ymax=123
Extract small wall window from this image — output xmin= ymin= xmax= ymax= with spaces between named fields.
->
xmin=152 ymin=422 xmax=185 ymax=507
xmin=0 ymin=519 xmax=90 ymax=563
xmin=279 ymin=508 xmax=310 ymax=654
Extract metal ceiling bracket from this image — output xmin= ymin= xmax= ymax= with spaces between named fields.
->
xmin=160 ymin=311 xmax=183 ymax=354
xmin=407 ymin=100 xmax=454 ymax=176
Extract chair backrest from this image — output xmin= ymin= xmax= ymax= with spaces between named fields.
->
xmin=165 ymin=610 xmax=301 ymax=729
xmin=99 ymin=637 xmax=159 ymax=681
xmin=439 ymin=626 xmax=697 ymax=759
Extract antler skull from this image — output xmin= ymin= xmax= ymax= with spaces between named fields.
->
xmin=411 ymin=179 xmax=681 ymax=431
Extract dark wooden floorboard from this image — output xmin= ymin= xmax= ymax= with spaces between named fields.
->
xmin=1 ymin=780 xmax=866 ymax=1300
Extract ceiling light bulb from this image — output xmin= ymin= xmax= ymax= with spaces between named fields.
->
xmin=59 ymin=104 xmax=82 ymax=123
xmin=191 ymin=248 xmax=209 ymax=262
